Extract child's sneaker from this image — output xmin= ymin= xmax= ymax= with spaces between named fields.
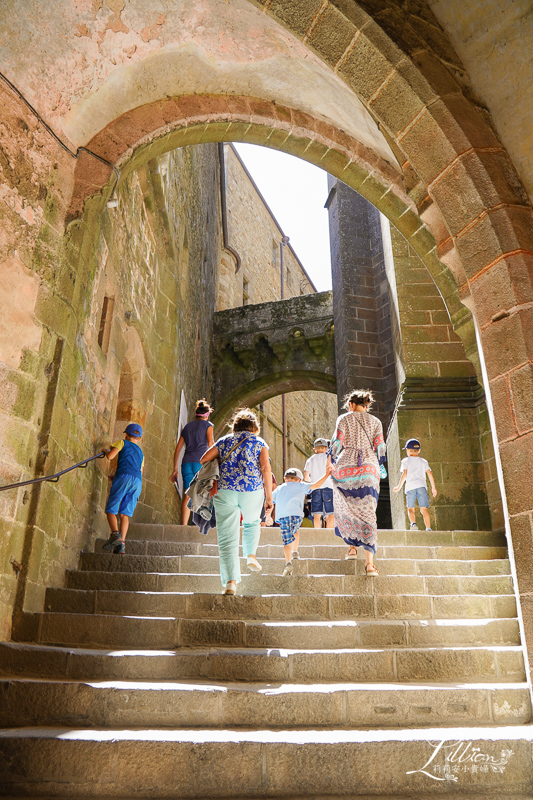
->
xmin=426 ymin=527 xmax=432 ymax=531
xmin=113 ymin=540 xmax=125 ymax=554
xmin=291 ymin=550 xmax=300 ymax=560
xmin=282 ymin=561 xmax=293 ymax=577
xmin=409 ymin=522 xmax=419 ymax=531
xmin=102 ymin=531 xmax=121 ymax=552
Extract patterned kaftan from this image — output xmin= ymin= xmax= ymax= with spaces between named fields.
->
xmin=328 ymin=411 xmax=386 ymax=553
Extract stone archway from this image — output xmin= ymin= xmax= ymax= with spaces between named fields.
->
xmin=2 ymin=0 xmax=533 ymax=668
xmin=212 ymin=371 xmax=337 ymax=437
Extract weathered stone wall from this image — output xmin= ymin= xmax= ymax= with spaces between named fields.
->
xmin=0 ymin=82 xmax=77 ymax=639
xmin=219 ymin=143 xmax=338 ymax=480
xmin=0 ymin=123 xmax=220 ymax=639
xmin=87 ymin=145 xmax=221 ymax=533
xmin=383 ymin=223 xmax=500 ymax=532
xmin=221 ymin=144 xmax=316 ymax=308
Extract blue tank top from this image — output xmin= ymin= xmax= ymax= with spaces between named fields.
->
xmin=115 ymin=440 xmax=144 ymax=479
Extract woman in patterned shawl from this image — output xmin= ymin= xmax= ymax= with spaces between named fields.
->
xmin=327 ymin=389 xmax=386 ymax=575
xmin=200 ymin=408 xmax=273 ymax=595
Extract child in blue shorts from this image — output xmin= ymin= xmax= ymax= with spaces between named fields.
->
xmin=393 ymin=438 xmax=437 ymax=531
xmin=270 ymin=464 xmax=333 ymax=576
xmin=102 ymin=423 xmax=144 ymax=554
xmin=304 ymin=437 xmax=334 ymax=528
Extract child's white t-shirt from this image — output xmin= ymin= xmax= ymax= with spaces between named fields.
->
xmin=400 ymin=456 xmax=431 ymax=493
xmin=303 ymin=452 xmax=333 ymax=489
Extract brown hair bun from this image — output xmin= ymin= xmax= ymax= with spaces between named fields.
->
xmin=195 ymin=398 xmax=213 ymax=416
xmin=230 ymin=408 xmax=260 ymax=434
xmin=343 ymin=389 xmax=374 ymax=411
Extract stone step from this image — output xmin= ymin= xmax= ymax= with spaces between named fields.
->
xmin=100 ymin=538 xmax=509 ymax=562
xmin=0 ymin=677 xmax=529 ymax=729
xmin=68 ymin=567 xmax=515 ymax=597
xmin=0 ymin=640 xmax=526 ymax=683
xmin=0 ymin=725 xmax=531 ymax=796
xmin=126 ymin=524 xmax=507 ymax=548
xmin=44 ymin=587 xmax=518 ymax=621
xmin=91 ymin=549 xmax=511 ymax=577
xmin=11 ymin=611 xmax=521 ymax=650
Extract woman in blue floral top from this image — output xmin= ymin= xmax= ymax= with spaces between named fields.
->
xmin=200 ymin=408 xmax=273 ymax=594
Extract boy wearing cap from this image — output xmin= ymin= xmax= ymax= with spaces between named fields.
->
xmin=101 ymin=423 xmax=144 ymax=553
xmin=304 ymin=438 xmax=334 ymax=528
xmin=393 ymin=438 xmax=437 ymax=531
xmin=270 ymin=464 xmax=333 ymax=576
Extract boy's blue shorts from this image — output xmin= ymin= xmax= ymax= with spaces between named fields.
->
xmin=406 ymin=486 xmax=429 ymax=508
xmin=310 ymin=487 xmax=333 ymax=515
xmin=105 ymin=473 xmax=142 ymax=517
xmin=182 ymin=462 xmax=202 ymax=493
xmin=278 ymin=516 xmax=303 ymax=546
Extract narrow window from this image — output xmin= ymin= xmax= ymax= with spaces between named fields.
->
xmin=243 ymin=277 xmax=250 ymax=306
xmin=98 ymin=296 xmax=114 ymax=354
xmin=272 ymin=239 xmax=278 ymax=267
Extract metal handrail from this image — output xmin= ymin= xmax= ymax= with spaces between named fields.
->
xmin=0 ymin=452 xmax=106 ymax=492
xmin=386 ymin=388 xmax=404 ymax=443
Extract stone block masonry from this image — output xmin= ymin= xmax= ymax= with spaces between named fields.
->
xmin=383 ymin=224 xmax=499 ymax=532
xmin=0 ymin=129 xmax=222 ymax=639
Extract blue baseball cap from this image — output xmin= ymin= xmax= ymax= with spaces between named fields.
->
xmin=403 ymin=438 xmax=420 ymax=450
xmin=124 ymin=423 xmax=143 ymax=437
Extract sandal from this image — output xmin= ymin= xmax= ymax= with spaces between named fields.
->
xmin=223 ymin=581 xmax=236 ymax=596
xmin=365 ymin=563 xmax=379 ymax=576
xmin=345 ymin=548 xmax=357 ymax=560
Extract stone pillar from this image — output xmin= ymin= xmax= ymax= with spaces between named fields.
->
xmin=326 ymin=178 xmax=396 ymax=527
xmin=326 ymin=176 xmax=396 ymax=424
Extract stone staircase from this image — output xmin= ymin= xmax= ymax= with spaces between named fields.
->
xmin=1 ymin=523 xmax=533 ymax=797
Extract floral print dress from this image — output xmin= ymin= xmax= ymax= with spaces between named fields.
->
xmin=328 ymin=411 xmax=386 ymax=553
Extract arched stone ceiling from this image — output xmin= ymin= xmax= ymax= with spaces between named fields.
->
xmin=0 ymin=0 xmax=398 ymax=171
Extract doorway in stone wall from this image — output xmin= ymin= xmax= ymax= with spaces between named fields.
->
xmin=112 ymin=329 xmax=147 ymax=443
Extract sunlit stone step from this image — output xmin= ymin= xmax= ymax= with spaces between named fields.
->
xmin=126 ymin=523 xmax=507 ymax=548
xmin=44 ymin=587 xmax=517 ymax=621
xmin=0 ymin=641 xmax=526 ymax=684
xmin=69 ymin=567 xmax=515 ymax=597
xmin=0 ymin=726 xmax=531 ymax=797
xmin=0 ymin=678 xmax=529 ymax=729
xmin=96 ymin=538 xmax=509 ymax=562
xmin=89 ymin=550 xmax=511 ymax=578
xmin=10 ymin=611 xmax=521 ymax=650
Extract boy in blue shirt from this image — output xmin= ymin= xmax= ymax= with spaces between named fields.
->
xmin=270 ymin=464 xmax=333 ymax=576
xmin=101 ymin=423 xmax=144 ymax=554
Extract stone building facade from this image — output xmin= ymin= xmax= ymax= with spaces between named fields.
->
xmin=219 ymin=144 xmax=339 ymax=479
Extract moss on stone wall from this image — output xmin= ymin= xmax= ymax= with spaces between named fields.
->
xmin=0 ymin=132 xmax=222 ymax=638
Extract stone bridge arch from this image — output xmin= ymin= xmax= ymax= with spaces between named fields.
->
xmin=211 ymin=292 xmax=336 ymax=433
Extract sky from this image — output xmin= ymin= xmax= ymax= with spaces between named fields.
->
xmin=233 ymin=143 xmax=333 ymax=291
